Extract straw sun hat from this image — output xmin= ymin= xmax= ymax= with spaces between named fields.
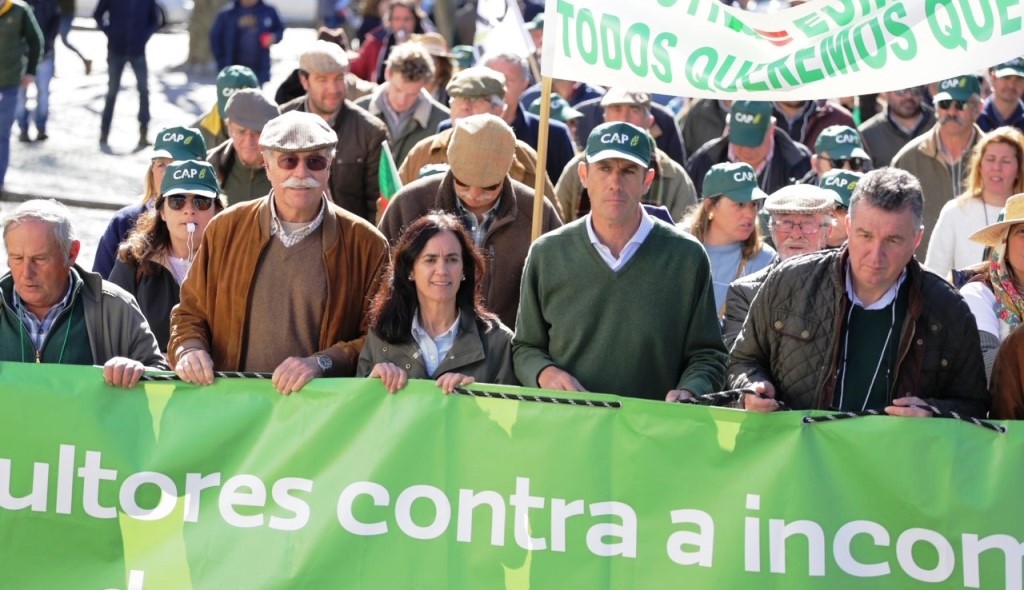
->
xmin=969 ymin=193 xmax=1024 ymax=246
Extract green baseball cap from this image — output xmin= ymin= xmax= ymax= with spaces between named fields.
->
xmin=528 ymin=93 xmax=583 ymax=123
xmin=526 ymin=13 xmax=544 ymax=31
xmin=728 ymin=101 xmax=772 ymax=147
xmin=216 ymin=65 xmax=259 ymax=118
xmin=814 ymin=125 xmax=870 ymax=160
xmin=585 ymin=122 xmax=651 ymax=167
xmin=161 ymin=160 xmax=222 ymax=199
xmin=151 ymin=126 xmax=207 ymax=161
xmin=933 ymin=75 xmax=981 ymax=102
xmin=993 ymin=57 xmax=1024 ymax=78
xmin=702 ymin=162 xmax=768 ymax=203
xmin=819 ymin=169 xmax=863 ymax=208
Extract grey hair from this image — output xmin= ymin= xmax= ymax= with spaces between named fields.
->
xmin=481 ymin=51 xmax=530 ymax=82
xmin=2 ymin=199 xmax=77 ymax=260
xmin=848 ymin=167 xmax=924 ymax=229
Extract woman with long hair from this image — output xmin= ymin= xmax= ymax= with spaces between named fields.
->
xmin=109 ymin=160 xmax=225 ymax=352
xmin=357 ymin=211 xmax=516 ymax=393
xmin=926 ymin=127 xmax=1024 ymax=279
xmin=959 ymin=192 xmax=1024 ymax=385
xmin=681 ymin=162 xmax=775 ymax=316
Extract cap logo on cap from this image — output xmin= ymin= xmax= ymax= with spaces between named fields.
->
xmin=822 ymin=176 xmax=855 ymax=190
xmin=834 ymin=132 xmax=857 ymax=144
xmin=940 ymin=78 xmax=965 ymax=90
xmin=162 ymin=132 xmax=187 ymax=143
xmin=733 ymin=112 xmax=762 ymax=124
xmin=601 ymin=132 xmax=637 ymax=146
xmin=222 ymin=86 xmax=242 ymax=98
xmin=734 ymin=170 xmax=756 ymax=183
xmin=173 ymin=167 xmax=202 ymax=180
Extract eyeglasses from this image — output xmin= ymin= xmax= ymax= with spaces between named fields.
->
xmin=822 ymin=156 xmax=868 ymax=171
xmin=452 ymin=175 xmax=503 ymax=192
xmin=166 ymin=195 xmax=215 ymax=211
xmin=937 ymin=99 xmax=972 ymax=111
xmin=277 ymin=154 xmax=330 ymax=171
xmin=773 ymin=219 xmax=831 ymax=235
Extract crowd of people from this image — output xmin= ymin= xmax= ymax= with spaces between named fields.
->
xmin=3 ymin=0 xmax=1024 ymax=421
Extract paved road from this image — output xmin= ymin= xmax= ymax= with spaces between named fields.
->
xmin=3 ymin=23 xmax=317 ymax=269
xmin=5 ymin=24 xmax=315 ymax=209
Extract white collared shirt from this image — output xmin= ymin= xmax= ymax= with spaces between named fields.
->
xmin=411 ymin=310 xmax=461 ymax=375
xmin=845 ymin=262 xmax=907 ymax=310
xmin=585 ymin=210 xmax=654 ymax=271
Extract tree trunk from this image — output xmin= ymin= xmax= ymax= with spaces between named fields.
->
xmin=188 ymin=0 xmax=232 ymax=66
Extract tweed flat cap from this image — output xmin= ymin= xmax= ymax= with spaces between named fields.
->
xmin=600 ymin=88 xmax=651 ymax=108
xmin=299 ymin=40 xmax=349 ymax=74
xmin=763 ymin=184 xmax=836 ymax=215
xmin=446 ymin=67 xmax=506 ymax=99
xmin=447 ymin=114 xmax=515 ymax=187
xmin=225 ymin=89 xmax=280 ymax=133
xmin=259 ymin=111 xmax=338 ymax=153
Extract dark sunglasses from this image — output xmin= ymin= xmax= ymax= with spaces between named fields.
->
xmin=166 ymin=195 xmax=215 ymax=211
xmin=277 ymin=154 xmax=330 ymax=171
xmin=937 ymin=99 xmax=969 ymax=110
xmin=824 ymin=156 xmax=867 ymax=171
xmin=452 ymin=175 xmax=502 ymax=192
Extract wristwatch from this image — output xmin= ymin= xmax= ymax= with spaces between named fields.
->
xmin=314 ymin=354 xmax=333 ymax=375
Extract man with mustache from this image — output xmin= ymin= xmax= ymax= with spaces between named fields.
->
xmin=169 ymin=111 xmax=389 ymax=394
xmin=891 ymin=75 xmax=983 ymax=257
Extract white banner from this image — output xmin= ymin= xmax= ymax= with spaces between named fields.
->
xmin=541 ymin=0 xmax=1024 ymax=100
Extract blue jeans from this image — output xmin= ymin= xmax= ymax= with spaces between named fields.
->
xmin=0 ymin=85 xmax=18 ymax=187
xmin=15 ymin=54 xmax=55 ymax=134
xmin=100 ymin=52 xmax=150 ymax=136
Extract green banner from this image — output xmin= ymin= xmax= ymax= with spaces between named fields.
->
xmin=0 ymin=362 xmax=1020 ymax=589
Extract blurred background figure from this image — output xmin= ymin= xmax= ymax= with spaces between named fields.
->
xmin=15 ymin=0 xmax=59 ymax=143
xmin=209 ymin=0 xmax=285 ymax=86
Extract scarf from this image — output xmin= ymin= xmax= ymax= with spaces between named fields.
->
xmin=989 ymin=237 xmax=1024 ymax=329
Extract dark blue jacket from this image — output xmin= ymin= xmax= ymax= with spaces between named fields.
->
xmin=26 ymin=0 xmax=60 ymax=56
xmin=209 ymin=0 xmax=284 ymax=85
xmin=436 ymin=105 xmax=576 ymax=187
xmin=521 ymin=82 xmax=603 ymax=109
xmin=977 ymin=96 xmax=1024 ymax=133
xmin=93 ymin=0 xmax=160 ymax=57
xmin=93 ymin=203 xmax=146 ymax=279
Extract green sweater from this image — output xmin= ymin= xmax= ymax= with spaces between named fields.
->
xmin=0 ymin=0 xmax=43 ymax=88
xmin=513 ymin=219 xmax=728 ymax=399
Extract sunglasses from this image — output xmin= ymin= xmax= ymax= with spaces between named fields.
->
xmin=452 ymin=175 xmax=502 ymax=192
xmin=823 ymin=156 xmax=868 ymax=171
xmin=277 ymin=154 xmax=330 ymax=171
xmin=166 ymin=195 xmax=215 ymax=211
xmin=937 ymin=99 xmax=971 ymax=111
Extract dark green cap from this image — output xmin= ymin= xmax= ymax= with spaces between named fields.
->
xmin=151 ymin=126 xmax=207 ymax=161
xmin=815 ymin=125 xmax=869 ymax=160
xmin=528 ymin=93 xmax=583 ymax=123
xmin=161 ymin=160 xmax=222 ymax=199
xmin=702 ymin=162 xmax=767 ymax=203
xmin=216 ymin=65 xmax=259 ymax=119
xmin=728 ymin=101 xmax=772 ymax=147
xmin=451 ymin=45 xmax=476 ymax=69
xmin=585 ymin=122 xmax=651 ymax=167
xmin=819 ymin=169 xmax=863 ymax=208
xmin=933 ymin=75 xmax=981 ymax=102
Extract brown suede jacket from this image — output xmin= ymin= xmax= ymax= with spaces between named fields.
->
xmin=168 ymin=195 xmax=389 ymax=376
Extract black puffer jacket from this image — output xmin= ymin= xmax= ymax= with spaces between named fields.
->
xmin=727 ymin=247 xmax=988 ymax=417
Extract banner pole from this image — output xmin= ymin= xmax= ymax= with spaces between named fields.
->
xmin=531 ymin=76 xmax=553 ymax=242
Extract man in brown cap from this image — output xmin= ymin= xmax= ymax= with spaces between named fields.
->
xmin=169 ymin=110 xmax=389 ymax=394
xmin=207 ymin=88 xmax=279 ymax=205
xmin=280 ymin=40 xmax=389 ymax=223
xmin=555 ymin=87 xmax=698 ymax=222
xmin=397 ymin=66 xmax=561 ymax=217
xmin=379 ymin=113 xmax=561 ymax=327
